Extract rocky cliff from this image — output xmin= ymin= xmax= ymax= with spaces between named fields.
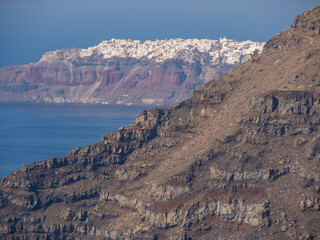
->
xmin=0 ymin=38 xmax=263 ymax=106
xmin=1 ymin=5 xmax=320 ymax=240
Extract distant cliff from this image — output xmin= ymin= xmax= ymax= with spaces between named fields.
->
xmin=0 ymin=38 xmax=264 ymax=106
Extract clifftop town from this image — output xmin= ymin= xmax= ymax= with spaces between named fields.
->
xmin=0 ymin=38 xmax=264 ymax=106
xmin=77 ymin=38 xmax=263 ymax=65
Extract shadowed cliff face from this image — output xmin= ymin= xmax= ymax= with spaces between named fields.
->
xmin=0 ymin=39 xmax=263 ymax=106
xmin=1 ymin=5 xmax=320 ymax=240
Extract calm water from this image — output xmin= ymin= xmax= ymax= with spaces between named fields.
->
xmin=0 ymin=103 xmax=145 ymax=177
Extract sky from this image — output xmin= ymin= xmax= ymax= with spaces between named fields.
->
xmin=0 ymin=0 xmax=318 ymax=68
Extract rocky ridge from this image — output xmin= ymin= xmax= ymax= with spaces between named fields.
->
xmin=1 ymin=4 xmax=320 ymax=240
xmin=0 ymin=38 xmax=263 ymax=106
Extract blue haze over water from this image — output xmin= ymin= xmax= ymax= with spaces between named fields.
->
xmin=0 ymin=104 xmax=145 ymax=177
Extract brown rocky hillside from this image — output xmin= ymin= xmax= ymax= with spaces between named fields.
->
xmin=0 ymin=4 xmax=320 ymax=240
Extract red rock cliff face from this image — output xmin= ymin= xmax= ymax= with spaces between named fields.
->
xmin=147 ymin=65 xmax=187 ymax=87
xmin=100 ymin=68 xmax=123 ymax=88
xmin=25 ymin=64 xmax=72 ymax=85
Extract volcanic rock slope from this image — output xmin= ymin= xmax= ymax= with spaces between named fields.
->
xmin=0 ymin=38 xmax=263 ymax=106
xmin=1 ymin=5 xmax=320 ymax=240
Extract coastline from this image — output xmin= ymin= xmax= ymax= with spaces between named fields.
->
xmin=0 ymin=103 xmax=145 ymax=177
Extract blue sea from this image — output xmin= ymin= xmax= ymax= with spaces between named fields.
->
xmin=0 ymin=103 xmax=146 ymax=177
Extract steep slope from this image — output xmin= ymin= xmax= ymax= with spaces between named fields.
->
xmin=0 ymin=38 xmax=263 ymax=106
xmin=1 ymin=5 xmax=320 ymax=240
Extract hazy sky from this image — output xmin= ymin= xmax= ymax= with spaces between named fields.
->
xmin=0 ymin=0 xmax=318 ymax=68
